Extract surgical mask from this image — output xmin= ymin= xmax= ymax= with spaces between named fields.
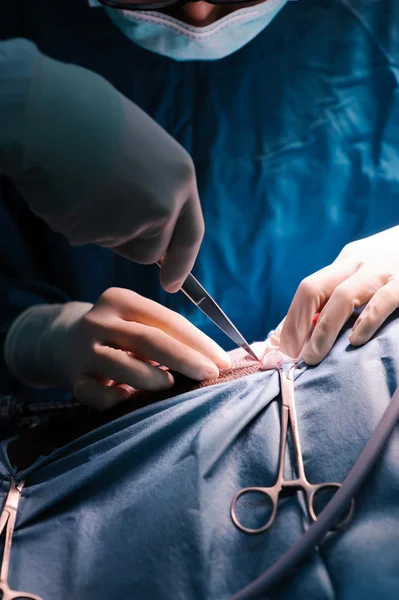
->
xmin=100 ymin=0 xmax=289 ymax=61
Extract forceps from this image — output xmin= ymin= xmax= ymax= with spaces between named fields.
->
xmin=0 ymin=478 xmax=43 ymax=600
xmin=157 ymin=262 xmax=259 ymax=361
xmin=231 ymin=364 xmax=355 ymax=534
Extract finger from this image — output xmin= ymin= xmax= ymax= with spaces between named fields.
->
xmin=102 ymin=322 xmax=221 ymax=380
xmin=90 ymin=343 xmax=175 ymax=391
xmin=100 ymin=288 xmax=231 ymax=369
xmin=264 ymin=319 xmax=285 ymax=353
xmin=259 ymin=320 xmax=285 ymax=367
xmin=109 ymin=222 xmax=174 ymax=266
xmin=303 ymin=267 xmax=390 ymax=365
xmin=349 ymin=277 xmax=399 ymax=346
xmin=74 ymin=374 xmax=135 ymax=411
xmin=127 ymin=353 xmax=161 ymax=368
xmin=160 ymin=193 xmax=204 ymax=293
xmin=279 ymin=259 xmax=362 ymax=358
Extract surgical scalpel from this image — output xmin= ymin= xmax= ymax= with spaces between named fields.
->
xmin=157 ymin=262 xmax=259 ymax=361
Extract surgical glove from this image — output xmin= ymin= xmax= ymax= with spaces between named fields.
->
xmin=278 ymin=225 xmax=399 ymax=365
xmin=0 ymin=39 xmax=203 ymax=292
xmin=4 ymin=288 xmax=231 ymax=410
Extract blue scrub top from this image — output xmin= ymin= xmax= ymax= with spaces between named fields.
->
xmin=1 ymin=0 xmax=399 ymax=395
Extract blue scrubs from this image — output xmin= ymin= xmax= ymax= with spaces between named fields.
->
xmin=1 ymin=0 xmax=399 ymax=395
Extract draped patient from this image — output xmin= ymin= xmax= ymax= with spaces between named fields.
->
xmin=2 ymin=308 xmax=399 ymax=600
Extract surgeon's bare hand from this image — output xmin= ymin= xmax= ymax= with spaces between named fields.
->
xmin=68 ymin=288 xmax=231 ymax=410
xmin=278 ymin=226 xmax=399 ymax=365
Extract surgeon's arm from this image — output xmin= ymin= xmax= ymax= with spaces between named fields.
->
xmin=0 ymin=38 xmax=203 ymax=292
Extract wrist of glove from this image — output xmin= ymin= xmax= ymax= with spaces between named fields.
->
xmin=4 ymin=302 xmax=93 ymax=389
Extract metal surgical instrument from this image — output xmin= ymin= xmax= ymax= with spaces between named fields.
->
xmin=157 ymin=262 xmax=259 ymax=361
xmin=231 ymin=380 xmax=399 ymax=600
xmin=0 ymin=478 xmax=44 ymax=600
xmin=231 ymin=363 xmax=354 ymax=534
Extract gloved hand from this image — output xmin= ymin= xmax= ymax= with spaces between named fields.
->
xmin=0 ymin=39 xmax=203 ymax=292
xmin=4 ymin=288 xmax=231 ymax=410
xmin=276 ymin=226 xmax=399 ymax=364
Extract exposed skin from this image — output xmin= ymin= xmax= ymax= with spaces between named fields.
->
xmin=163 ymin=0 xmax=266 ymax=27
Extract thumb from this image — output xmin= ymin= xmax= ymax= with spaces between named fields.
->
xmin=160 ymin=197 xmax=205 ymax=293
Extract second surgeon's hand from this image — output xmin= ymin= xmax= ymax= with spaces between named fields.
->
xmin=68 ymin=288 xmax=231 ymax=410
xmin=278 ymin=226 xmax=399 ymax=365
xmin=1 ymin=40 xmax=203 ymax=293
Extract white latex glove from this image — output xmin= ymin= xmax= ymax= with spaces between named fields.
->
xmin=1 ymin=39 xmax=203 ymax=292
xmin=4 ymin=288 xmax=231 ymax=410
xmin=276 ymin=226 xmax=399 ymax=365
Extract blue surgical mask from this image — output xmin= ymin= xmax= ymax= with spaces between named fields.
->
xmin=100 ymin=0 xmax=289 ymax=61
